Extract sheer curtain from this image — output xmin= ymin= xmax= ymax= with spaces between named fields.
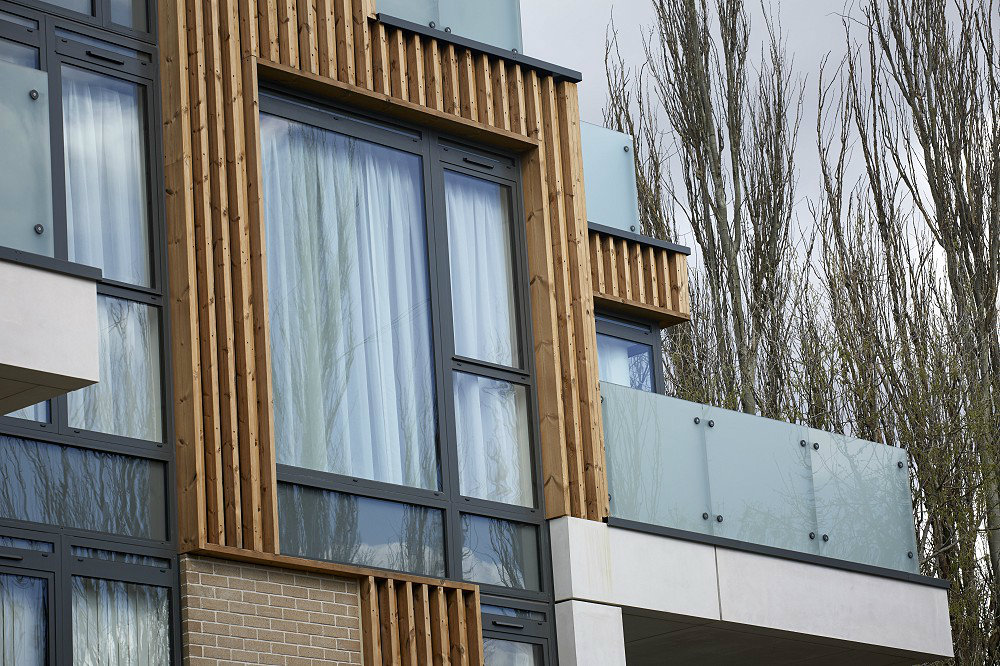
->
xmin=261 ymin=112 xmax=438 ymax=490
xmin=63 ymin=65 xmax=151 ymax=286
xmin=67 ymin=295 xmax=162 ymax=442
xmin=445 ymin=171 xmax=520 ymax=367
xmin=0 ymin=573 xmax=46 ymax=665
xmin=72 ymin=577 xmax=170 ymax=665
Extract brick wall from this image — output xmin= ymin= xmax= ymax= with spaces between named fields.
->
xmin=180 ymin=555 xmax=363 ymax=665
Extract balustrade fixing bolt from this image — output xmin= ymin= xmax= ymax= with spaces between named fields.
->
xmin=33 ymin=224 xmax=44 ymax=235
xmin=429 ymin=21 xmax=436 ymax=28
xmin=898 ymin=461 xmax=904 ymax=469
xmin=716 ymin=515 xmax=724 ymax=523
xmin=702 ymin=513 xmax=709 ymax=520
xmin=813 ymin=442 xmax=820 ymax=450
xmin=694 ymin=417 xmax=701 ymax=425
xmin=708 ymin=420 xmax=715 ymax=428
xmin=908 ymin=551 xmax=914 ymax=559
xmin=822 ymin=534 xmax=829 ymax=542
xmin=809 ymin=532 xmax=816 ymax=539
xmin=29 ymin=89 xmax=38 ymax=100
xmin=800 ymin=440 xmax=807 ymax=447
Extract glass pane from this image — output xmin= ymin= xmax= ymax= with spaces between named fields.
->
xmin=445 ymin=170 xmax=520 ymax=368
xmin=68 ymin=295 xmax=162 ymax=442
xmin=461 ymin=514 xmax=539 ymax=591
xmin=261 ymin=112 xmax=438 ymax=490
xmin=0 ymin=536 xmax=53 ymax=553
xmin=63 ymin=66 xmax=151 ymax=286
xmin=0 ymin=573 xmax=47 ymax=665
xmin=4 ymin=401 xmax=49 ymax=423
xmin=704 ymin=408 xmax=817 ymax=555
xmin=110 ymin=0 xmax=146 ymax=31
xmin=811 ymin=430 xmax=918 ymax=573
xmin=0 ymin=59 xmax=54 ymax=257
xmin=480 ymin=604 xmax=544 ymax=620
xmin=71 ymin=546 xmax=170 ymax=568
xmin=484 ymin=638 xmax=542 ymax=666
xmin=454 ymin=372 xmax=533 ymax=507
xmin=72 ymin=577 xmax=170 ymax=664
xmin=0 ymin=435 xmax=166 ymax=540
xmin=278 ymin=484 xmax=445 ymax=577
xmin=0 ymin=10 xmax=39 ymax=29
xmin=43 ymin=0 xmax=92 ymax=16
xmin=597 ymin=333 xmax=653 ymax=392
xmin=602 ymin=382 xmax=713 ymax=533
xmin=0 ymin=38 xmax=38 ymax=68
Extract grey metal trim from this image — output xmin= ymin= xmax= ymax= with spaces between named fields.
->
xmin=606 ymin=517 xmax=951 ymax=590
xmin=0 ymin=245 xmax=102 ymax=280
xmin=589 ymin=222 xmax=692 ymax=256
xmin=376 ymin=12 xmax=583 ymax=84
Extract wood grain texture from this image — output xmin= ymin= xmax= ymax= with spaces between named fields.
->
xmin=158 ymin=0 xmax=694 ymax=658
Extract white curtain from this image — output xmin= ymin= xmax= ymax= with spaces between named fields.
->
xmin=596 ymin=333 xmax=652 ymax=391
xmin=445 ymin=171 xmax=519 ymax=367
xmin=0 ymin=574 xmax=46 ymax=666
xmin=67 ymin=295 xmax=162 ymax=442
xmin=261 ymin=113 xmax=438 ymax=490
xmin=454 ymin=372 xmax=532 ymax=507
xmin=63 ymin=65 xmax=151 ymax=287
xmin=484 ymin=638 xmax=540 ymax=666
xmin=72 ymin=577 xmax=170 ymax=665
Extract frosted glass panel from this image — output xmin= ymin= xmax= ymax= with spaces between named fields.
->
xmin=811 ymin=429 xmax=918 ymax=573
xmin=602 ymin=382 xmax=712 ymax=535
xmin=581 ymin=123 xmax=640 ymax=233
xmin=0 ymin=59 xmax=54 ymax=257
xmin=601 ymin=381 xmax=921 ymax=574
xmin=378 ymin=0 xmax=523 ymax=52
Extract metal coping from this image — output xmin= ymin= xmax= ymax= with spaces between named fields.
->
xmin=606 ymin=517 xmax=950 ymax=590
xmin=588 ymin=222 xmax=692 ymax=256
xmin=0 ymin=245 xmax=102 ymax=281
xmin=376 ymin=13 xmax=584 ymax=84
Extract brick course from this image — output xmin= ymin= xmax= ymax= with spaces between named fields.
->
xmin=180 ymin=555 xmax=363 ymax=665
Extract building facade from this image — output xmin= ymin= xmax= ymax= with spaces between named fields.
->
xmin=0 ymin=0 xmax=953 ymax=664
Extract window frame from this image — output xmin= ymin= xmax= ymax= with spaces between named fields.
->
xmin=259 ymin=89 xmax=553 ymax=606
xmin=2 ymin=0 xmax=155 ymax=46
xmin=595 ymin=313 xmax=666 ymax=394
xmin=0 ymin=4 xmax=177 ymax=662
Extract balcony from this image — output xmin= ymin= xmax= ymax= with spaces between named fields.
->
xmin=549 ymin=382 xmax=953 ymax=664
xmin=601 ymin=381 xmax=918 ymax=574
xmin=376 ymin=0 xmax=523 ymax=52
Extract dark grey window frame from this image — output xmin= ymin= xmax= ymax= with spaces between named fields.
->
xmin=595 ymin=313 xmax=666 ymax=394
xmin=480 ymin=593 xmax=556 ymax=666
xmin=2 ymin=0 xmax=155 ymax=46
xmin=259 ymin=89 xmax=554 ymax=611
xmin=0 ymin=2 xmax=178 ymax=663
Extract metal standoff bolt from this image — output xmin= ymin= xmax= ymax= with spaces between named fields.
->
xmin=512 ymin=48 xmax=519 ymax=54
xmin=630 ymin=225 xmax=636 ymax=232
xmin=444 ymin=26 xmax=452 ymax=33
xmin=708 ymin=420 xmax=715 ymax=428
xmin=429 ymin=21 xmax=436 ymax=28
xmin=702 ymin=512 xmax=710 ymax=520
xmin=809 ymin=532 xmax=816 ymax=540
xmin=822 ymin=534 xmax=829 ymax=542
xmin=694 ymin=417 xmax=701 ymax=425
xmin=907 ymin=551 xmax=914 ymax=559
xmin=29 ymin=89 xmax=39 ymax=100
xmin=813 ymin=442 xmax=820 ymax=450
xmin=716 ymin=515 xmax=724 ymax=523
xmin=33 ymin=224 xmax=44 ymax=235
xmin=800 ymin=440 xmax=807 ymax=447
xmin=897 ymin=461 xmax=904 ymax=469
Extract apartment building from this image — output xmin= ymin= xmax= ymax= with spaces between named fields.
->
xmin=0 ymin=0 xmax=953 ymax=663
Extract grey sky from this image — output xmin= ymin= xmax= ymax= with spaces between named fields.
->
xmin=521 ymin=1 xmax=860 ymax=247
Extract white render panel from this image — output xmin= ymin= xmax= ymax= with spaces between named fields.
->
xmin=555 ymin=600 xmax=628 ymax=666
xmin=715 ymin=548 xmax=954 ymax=658
xmin=0 ymin=259 xmax=99 ymax=412
xmin=550 ymin=516 xmax=721 ymax=620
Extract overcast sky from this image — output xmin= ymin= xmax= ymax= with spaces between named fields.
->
xmin=521 ymin=1 xmax=860 ymax=248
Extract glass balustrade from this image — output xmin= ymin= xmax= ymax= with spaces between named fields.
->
xmin=601 ymin=381 xmax=919 ymax=574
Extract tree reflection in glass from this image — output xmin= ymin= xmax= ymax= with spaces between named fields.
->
xmin=461 ymin=514 xmax=539 ymax=591
xmin=277 ymin=484 xmax=445 ymax=577
xmin=0 ymin=435 xmax=165 ymax=540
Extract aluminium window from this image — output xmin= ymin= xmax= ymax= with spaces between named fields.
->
xmin=259 ymin=92 xmax=551 ymax=608
xmin=595 ymin=314 xmax=665 ymax=393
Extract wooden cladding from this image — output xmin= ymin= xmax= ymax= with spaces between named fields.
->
xmin=589 ymin=229 xmax=691 ymax=327
xmin=361 ymin=577 xmax=483 ymax=666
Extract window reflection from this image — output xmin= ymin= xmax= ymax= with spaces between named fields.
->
xmin=0 ymin=436 xmax=166 ymax=540
xmin=484 ymin=638 xmax=542 ymax=666
xmin=0 ymin=573 xmax=47 ymax=665
xmin=4 ymin=401 xmax=50 ymax=424
xmin=596 ymin=333 xmax=654 ymax=392
xmin=278 ymin=484 xmax=445 ymax=577
xmin=461 ymin=514 xmax=539 ymax=590
xmin=72 ymin=577 xmax=170 ymax=663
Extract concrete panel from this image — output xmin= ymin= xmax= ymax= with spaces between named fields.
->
xmin=555 ymin=600 xmax=627 ymax=666
xmin=715 ymin=548 xmax=953 ymax=659
xmin=0 ymin=259 xmax=99 ymax=412
xmin=549 ymin=517 xmax=720 ymax=621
